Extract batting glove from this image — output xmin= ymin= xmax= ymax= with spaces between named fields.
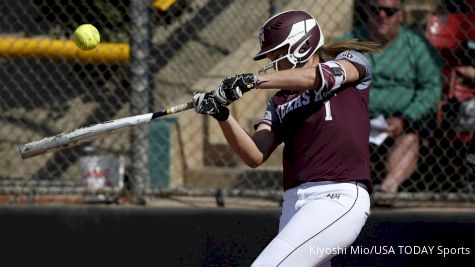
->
xmin=213 ymin=73 xmax=258 ymax=106
xmin=193 ymin=92 xmax=230 ymax=122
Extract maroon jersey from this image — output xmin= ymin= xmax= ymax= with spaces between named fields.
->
xmin=257 ymin=50 xmax=373 ymax=192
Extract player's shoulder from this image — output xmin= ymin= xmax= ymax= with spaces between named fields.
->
xmin=335 ymin=50 xmax=368 ymax=63
xmin=335 ymin=50 xmax=372 ymax=78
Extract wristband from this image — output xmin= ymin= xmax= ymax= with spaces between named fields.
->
xmin=211 ymin=106 xmax=230 ymax=122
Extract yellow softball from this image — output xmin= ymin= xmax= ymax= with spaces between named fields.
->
xmin=73 ymin=24 xmax=100 ymax=50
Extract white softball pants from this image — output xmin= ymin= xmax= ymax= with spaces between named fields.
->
xmin=251 ymin=181 xmax=371 ymax=267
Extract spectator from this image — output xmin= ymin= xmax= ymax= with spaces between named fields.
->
xmin=467 ymin=133 xmax=475 ymax=168
xmin=339 ymin=0 xmax=443 ymax=192
xmin=424 ymin=1 xmax=475 ymax=169
xmin=458 ymin=65 xmax=475 ymax=167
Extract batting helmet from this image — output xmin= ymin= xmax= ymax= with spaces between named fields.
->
xmin=253 ymin=10 xmax=324 ymax=70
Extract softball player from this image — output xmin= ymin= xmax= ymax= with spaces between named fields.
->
xmin=193 ymin=10 xmax=380 ymax=267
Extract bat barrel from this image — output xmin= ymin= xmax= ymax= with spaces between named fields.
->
xmin=18 ymin=102 xmax=194 ymax=159
xmin=19 ymin=134 xmax=89 ymax=159
xmin=19 ymin=144 xmax=54 ymax=159
xmin=18 ymin=144 xmax=30 ymax=159
xmin=19 ymin=113 xmax=154 ymax=159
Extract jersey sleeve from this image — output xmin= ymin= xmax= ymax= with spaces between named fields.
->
xmin=336 ymin=50 xmax=372 ymax=89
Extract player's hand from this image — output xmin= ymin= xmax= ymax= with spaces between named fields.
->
xmin=192 ymin=92 xmax=230 ymax=122
xmin=213 ymin=73 xmax=258 ymax=105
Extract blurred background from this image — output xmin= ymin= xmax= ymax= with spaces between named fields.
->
xmin=1 ymin=1 xmax=475 ymax=266
xmin=0 ymin=0 xmax=474 ymax=208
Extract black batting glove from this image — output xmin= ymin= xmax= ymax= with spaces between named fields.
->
xmin=213 ymin=73 xmax=258 ymax=106
xmin=192 ymin=92 xmax=230 ymax=122
xmin=211 ymin=106 xmax=230 ymax=122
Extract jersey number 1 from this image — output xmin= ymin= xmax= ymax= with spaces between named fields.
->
xmin=324 ymin=100 xmax=333 ymax=121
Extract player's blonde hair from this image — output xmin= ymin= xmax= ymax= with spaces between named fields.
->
xmin=316 ymin=39 xmax=381 ymax=62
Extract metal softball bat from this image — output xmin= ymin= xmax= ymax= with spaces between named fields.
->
xmin=19 ymin=101 xmax=194 ymax=159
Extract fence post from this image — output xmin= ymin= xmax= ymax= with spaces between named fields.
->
xmin=269 ymin=0 xmax=277 ymax=16
xmin=129 ymin=0 xmax=152 ymax=204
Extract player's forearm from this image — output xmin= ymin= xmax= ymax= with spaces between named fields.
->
xmin=218 ymin=116 xmax=264 ymax=168
xmin=255 ymin=60 xmax=360 ymax=91
xmin=256 ymin=67 xmax=320 ymax=91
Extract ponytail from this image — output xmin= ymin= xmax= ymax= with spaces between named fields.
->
xmin=317 ymin=39 xmax=381 ymax=62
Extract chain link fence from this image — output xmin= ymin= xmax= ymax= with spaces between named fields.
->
xmin=0 ymin=0 xmax=473 ymax=206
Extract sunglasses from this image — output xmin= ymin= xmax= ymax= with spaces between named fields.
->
xmin=369 ymin=5 xmax=400 ymax=17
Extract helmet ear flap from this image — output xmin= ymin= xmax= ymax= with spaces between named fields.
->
xmin=299 ymin=40 xmax=310 ymax=54
xmin=297 ymin=40 xmax=311 ymax=61
xmin=289 ymin=21 xmax=324 ymax=64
